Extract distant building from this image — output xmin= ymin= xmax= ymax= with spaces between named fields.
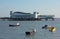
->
xmin=0 ymin=11 xmax=55 ymax=21
xmin=10 ymin=11 xmax=54 ymax=19
xmin=10 ymin=11 xmax=40 ymax=18
xmin=38 ymin=15 xmax=54 ymax=19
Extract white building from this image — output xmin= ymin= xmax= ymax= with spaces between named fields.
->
xmin=10 ymin=11 xmax=39 ymax=18
xmin=10 ymin=11 xmax=54 ymax=19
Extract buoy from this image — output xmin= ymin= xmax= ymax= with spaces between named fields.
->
xmin=49 ymin=27 xmax=56 ymax=32
xmin=51 ymin=27 xmax=56 ymax=32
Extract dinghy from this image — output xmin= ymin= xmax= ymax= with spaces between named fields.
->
xmin=9 ymin=22 xmax=20 ymax=27
xmin=25 ymin=29 xmax=36 ymax=35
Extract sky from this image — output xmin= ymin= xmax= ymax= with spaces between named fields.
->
xmin=0 ymin=0 xmax=60 ymax=18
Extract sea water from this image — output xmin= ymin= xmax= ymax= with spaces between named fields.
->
xmin=0 ymin=18 xmax=60 ymax=39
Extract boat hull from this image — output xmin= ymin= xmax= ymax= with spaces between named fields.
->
xmin=9 ymin=25 xmax=20 ymax=27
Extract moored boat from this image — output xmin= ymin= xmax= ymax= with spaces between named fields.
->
xmin=9 ymin=22 xmax=20 ymax=27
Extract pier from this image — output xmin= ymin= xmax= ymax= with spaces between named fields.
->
xmin=0 ymin=11 xmax=55 ymax=21
xmin=0 ymin=17 xmax=54 ymax=21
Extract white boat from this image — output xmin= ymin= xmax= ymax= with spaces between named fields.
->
xmin=9 ymin=22 xmax=20 ymax=27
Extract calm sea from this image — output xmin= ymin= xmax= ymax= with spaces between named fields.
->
xmin=0 ymin=18 xmax=60 ymax=39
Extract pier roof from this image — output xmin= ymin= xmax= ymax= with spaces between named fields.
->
xmin=14 ymin=12 xmax=31 ymax=14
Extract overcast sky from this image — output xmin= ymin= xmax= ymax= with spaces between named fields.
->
xmin=0 ymin=0 xmax=60 ymax=18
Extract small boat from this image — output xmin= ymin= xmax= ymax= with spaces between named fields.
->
xmin=25 ymin=29 xmax=36 ymax=35
xmin=9 ymin=22 xmax=20 ymax=27
xmin=42 ymin=25 xmax=56 ymax=32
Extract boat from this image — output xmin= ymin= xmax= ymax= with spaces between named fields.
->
xmin=42 ymin=25 xmax=56 ymax=32
xmin=9 ymin=22 xmax=20 ymax=27
xmin=25 ymin=29 xmax=36 ymax=35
